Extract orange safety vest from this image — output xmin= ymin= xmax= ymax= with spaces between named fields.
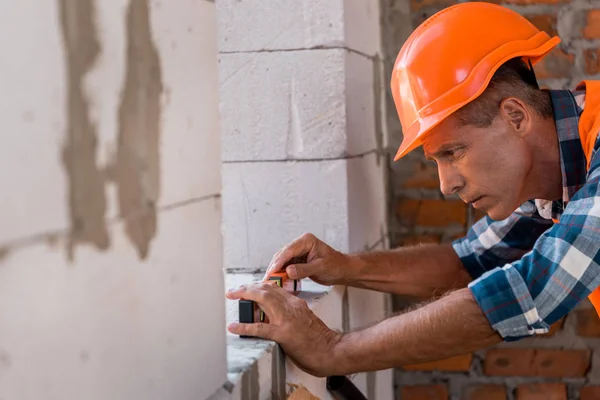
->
xmin=554 ymin=80 xmax=600 ymax=316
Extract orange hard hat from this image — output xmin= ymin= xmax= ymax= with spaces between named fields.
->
xmin=391 ymin=2 xmax=560 ymax=161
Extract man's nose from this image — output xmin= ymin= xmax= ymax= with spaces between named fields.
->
xmin=438 ymin=164 xmax=463 ymax=196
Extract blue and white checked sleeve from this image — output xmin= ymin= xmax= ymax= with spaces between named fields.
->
xmin=457 ymin=158 xmax=600 ymax=341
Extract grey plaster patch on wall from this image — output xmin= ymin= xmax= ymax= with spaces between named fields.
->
xmin=111 ymin=0 xmax=164 ymax=259
xmin=59 ymin=0 xmax=110 ymax=260
xmin=0 ymin=350 xmax=11 ymax=370
xmin=0 ymin=247 xmax=9 ymax=263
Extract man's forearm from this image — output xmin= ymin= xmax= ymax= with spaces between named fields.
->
xmin=330 ymin=288 xmax=502 ymax=375
xmin=344 ymin=243 xmax=471 ymax=298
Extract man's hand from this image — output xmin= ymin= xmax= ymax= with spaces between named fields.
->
xmin=226 ymin=282 xmax=342 ymax=377
xmin=263 ymin=233 xmax=354 ymax=286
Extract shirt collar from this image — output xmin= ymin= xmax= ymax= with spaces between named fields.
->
xmin=542 ymin=89 xmax=587 ymax=219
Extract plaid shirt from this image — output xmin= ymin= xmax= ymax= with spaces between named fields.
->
xmin=452 ymin=88 xmax=600 ymax=341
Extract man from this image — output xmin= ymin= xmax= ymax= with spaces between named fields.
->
xmin=225 ymin=2 xmax=600 ymax=377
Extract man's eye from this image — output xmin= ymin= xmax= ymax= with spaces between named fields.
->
xmin=442 ymin=150 xmax=456 ymax=158
xmin=447 ymin=147 xmax=464 ymax=159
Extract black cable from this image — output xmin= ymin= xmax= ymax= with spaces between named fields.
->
xmin=326 ymin=376 xmax=368 ymax=400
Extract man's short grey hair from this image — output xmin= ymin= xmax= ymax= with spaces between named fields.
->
xmin=454 ymin=57 xmax=554 ymax=127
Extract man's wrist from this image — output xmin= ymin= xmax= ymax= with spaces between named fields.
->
xmin=326 ymin=330 xmax=361 ymax=376
xmin=341 ymin=253 xmax=369 ymax=285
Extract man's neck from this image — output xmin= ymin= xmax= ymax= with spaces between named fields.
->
xmin=523 ymin=117 xmax=563 ymax=202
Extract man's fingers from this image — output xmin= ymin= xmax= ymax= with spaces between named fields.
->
xmin=227 ymin=322 xmax=276 ymax=340
xmin=225 ymin=284 xmax=249 ymax=300
xmin=266 ymin=233 xmax=316 ymax=275
xmin=286 ymin=260 xmax=321 ymax=280
xmin=225 ymin=282 xmax=286 ymax=315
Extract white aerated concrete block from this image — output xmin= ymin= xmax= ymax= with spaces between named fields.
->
xmin=375 ymin=368 xmax=394 ymax=400
xmin=216 ymin=0 xmax=380 ymax=56
xmin=222 ymin=160 xmax=349 ymax=271
xmin=347 ymin=152 xmax=387 ymax=252
xmin=219 ymin=49 xmax=377 ymax=161
xmin=344 ymin=0 xmax=381 ymax=57
xmin=0 ymin=0 xmax=223 ymax=244
xmin=0 ymin=199 xmax=227 ymax=400
xmin=345 ymin=52 xmax=378 ymax=157
xmin=216 ymin=0 xmax=344 ymax=53
xmin=0 ymin=0 xmax=69 ymax=243
xmin=347 ymin=286 xmax=394 ymax=399
xmin=151 ymin=0 xmax=222 ymax=204
xmin=224 ymin=274 xmax=343 ymax=399
xmin=350 ymin=373 xmax=369 ymax=396
xmin=348 ymin=287 xmax=387 ymax=330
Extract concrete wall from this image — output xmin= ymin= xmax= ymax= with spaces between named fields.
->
xmin=0 ymin=1 xmax=227 ymax=399
xmin=217 ymin=0 xmax=394 ymax=398
xmin=381 ymin=0 xmax=600 ymax=398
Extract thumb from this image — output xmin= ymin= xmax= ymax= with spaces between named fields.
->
xmin=286 ymin=260 xmax=322 ymax=280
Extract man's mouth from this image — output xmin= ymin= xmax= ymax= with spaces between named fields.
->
xmin=468 ymin=195 xmax=484 ymax=205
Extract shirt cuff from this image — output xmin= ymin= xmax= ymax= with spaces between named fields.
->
xmin=468 ymin=264 xmax=550 ymax=341
xmin=452 ymin=237 xmax=489 ymax=279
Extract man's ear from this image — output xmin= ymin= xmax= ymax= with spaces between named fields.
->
xmin=499 ymin=97 xmax=530 ymax=135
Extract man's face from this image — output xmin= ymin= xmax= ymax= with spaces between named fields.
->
xmin=422 ymin=113 xmax=532 ymax=221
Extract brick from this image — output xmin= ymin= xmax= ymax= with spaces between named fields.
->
xmin=401 ymin=384 xmax=448 ymax=400
xmin=543 ymin=317 xmax=565 ymax=337
xmin=575 ymin=308 xmax=600 ymax=337
xmin=526 ymin=14 xmax=557 ymax=37
xmin=533 ymin=48 xmax=574 ymax=79
xmin=402 ymin=161 xmax=440 ymax=189
xmin=464 ymin=384 xmax=507 ymax=400
xmin=505 ymin=0 xmax=568 ymax=4
xmin=411 ymin=0 xmax=455 ymax=12
xmin=516 ymin=383 xmax=566 ymax=400
xmin=581 ymin=386 xmax=600 ymax=400
xmin=583 ymin=10 xmax=600 ymax=39
xmin=216 ymin=0 xmax=379 ymax=55
xmin=402 ymin=234 xmax=442 ymax=246
xmin=219 ymin=50 xmax=376 ymax=162
xmin=485 ymin=348 xmax=536 ymax=376
xmin=403 ymin=353 xmax=473 ymax=372
xmin=584 ymin=48 xmax=600 ymax=75
xmin=396 ymin=199 xmax=466 ymax=227
xmin=484 ymin=348 xmax=590 ymax=377
xmin=533 ymin=349 xmax=590 ymax=377
xmin=449 ymin=232 xmax=468 ymax=242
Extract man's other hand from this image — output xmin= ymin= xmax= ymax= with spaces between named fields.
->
xmin=263 ymin=233 xmax=353 ymax=286
xmin=226 ymin=282 xmax=342 ymax=377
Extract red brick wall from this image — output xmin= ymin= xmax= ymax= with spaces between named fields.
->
xmin=381 ymin=0 xmax=600 ymax=398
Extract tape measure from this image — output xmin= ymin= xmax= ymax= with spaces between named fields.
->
xmin=237 ymin=271 xmax=302 ymax=338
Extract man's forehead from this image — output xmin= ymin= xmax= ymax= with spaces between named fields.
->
xmin=422 ymin=121 xmax=465 ymax=154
